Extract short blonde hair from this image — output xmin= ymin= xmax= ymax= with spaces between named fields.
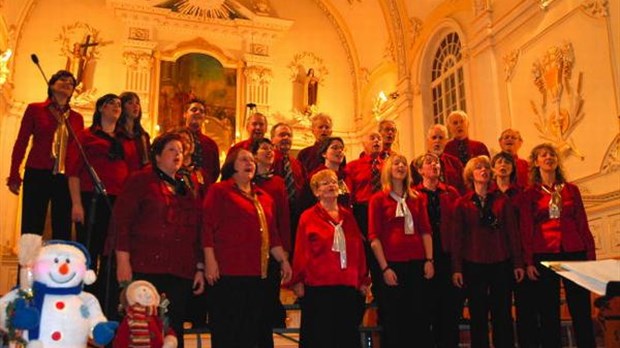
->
xmin=447 ymin=110 xmax=468 ymax=124
xmin=380 ymin=154 xmax=416 ymax=198
xmin=463 ymin=155 xmax=491 ymax=189
xmin=427 ymin=124 xmax=448 ymax=139
xmin=309 ymin=169 xmax=337 ymax=196
xmin=498 ymin=128 xmax=523 ymax=141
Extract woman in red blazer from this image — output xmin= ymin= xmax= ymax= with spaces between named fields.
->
xmin=202 ymin=148 xmax=292 ymax=348
xmin=369 ymin=154 xmax=434 ymax=348
xmin=291 ymin=169 xmax=369 ymax=348
xmin=519 ymin=143 xmax=596 ymax=347
xmin=452 ymin=155 xmax=524 ymax=348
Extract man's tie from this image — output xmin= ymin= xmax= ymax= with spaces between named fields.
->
xmin=371 ymin=155 xmax=381 ymax=193
xmin=282 ymin=156 xmax=296 ymax=201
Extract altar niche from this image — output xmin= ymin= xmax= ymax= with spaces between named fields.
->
xmin=158 ymin=53 xmax=236 ymax=152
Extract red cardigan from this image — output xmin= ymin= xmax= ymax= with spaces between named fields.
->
xmin=519 ymin=182 xmax=595 ymax=264
xmin=111 ymin=168 xmax=202 ymax=280
xmin=297 ymin=142 xmax=323 ymax=175
xmin=415 ymin=182 xmax=460 ymax=254
xmin=65 ymin=127 xmax=129 ymax=195
xmin=8 ymin=99 xmax=84 ymax=185
xmin=291 ymin=204 xmax=368 ymax=288
xmin=452 ymin=191 xmax=523 ymax=273
xmin=444 ymin=138 xmax=490 ymax=165
xmin=195 ymin=131 xmax=220 ymax=185
xmin=368 ymin=190 xmax=432 ymax=261
xmin=202 ymin=179 xmax=282 ymax=276
xmin=254 ymin=175 xmax=292 ymax=253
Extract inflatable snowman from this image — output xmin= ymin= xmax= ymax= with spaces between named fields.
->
xmin=0 ymin=239 xmax=118 ymax=348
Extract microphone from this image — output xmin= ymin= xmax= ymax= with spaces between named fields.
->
xmin=30 ymin=53 xmax=49 ymax=83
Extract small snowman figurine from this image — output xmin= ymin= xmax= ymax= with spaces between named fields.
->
xmin=0 ymin=239 xmax=118 ymax=348
xmin=113 ymin=280 xmax=177 ymax=348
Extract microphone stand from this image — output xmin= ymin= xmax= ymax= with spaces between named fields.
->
xmin=31 ymin=55 xmax=116 ymax=316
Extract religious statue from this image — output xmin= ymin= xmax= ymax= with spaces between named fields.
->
xmin=306 ymin=68 xmax=319 ymax=106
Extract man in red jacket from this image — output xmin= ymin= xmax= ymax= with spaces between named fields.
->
xmin=444 ymin=110 xmax=489 ymax=165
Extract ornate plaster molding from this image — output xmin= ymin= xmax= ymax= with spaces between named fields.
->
xmin=287 ymin=51 xmax=328 ymax=84
xmin=503 ymin=49 xmax=519 ymax=81
xmin=530 ymin=42 xmax=585 ymax=160
xmin=385 ymin=0 xmax=407 ymax=79
xmin=581 ymin=0 xmax=608 ymax=18
xmin=123 ymin=50 xmax=154 ymax=70
xmin=408 ymin=17 xmax=422 ymax=49
xmin=539 ymin=0 xmax=558 ymax=11
xmin=245 ymin=65 xmax=273 ymax=85
xmin=473 ymin=0 xmax=490 ymax=16
xmin=600 ymin=133 xmax=620 ymax=174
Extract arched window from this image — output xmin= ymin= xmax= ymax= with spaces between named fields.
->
xmin=431 ymin=32 xmax=466 ymax=124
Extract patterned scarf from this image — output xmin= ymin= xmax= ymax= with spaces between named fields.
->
xmin=126 ymin=304 xmax=158 ymax=347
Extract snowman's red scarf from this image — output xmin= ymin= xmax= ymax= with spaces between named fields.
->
xmin=27 ymin=281 xmax=83 ymax=340
xmin=126 ymin=304 xmax=158 ymax=347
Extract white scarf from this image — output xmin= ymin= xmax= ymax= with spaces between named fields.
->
xmin=389 ymin=191 xmax=415 ymax=235
xmin=330 ymin=220 xmax=347 ymax=269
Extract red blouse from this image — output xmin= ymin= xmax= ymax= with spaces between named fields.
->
xmin=452 ymin=191 xmax=523 ymax=273
xmin=8 ymin=99 xmax=84 ymax=185
xmin=202 ymin=179 xmax=282 ymax=277
xmin=444 ymin=138 xmax=490 ymax=165
xmin=368 ymin=190 xmax=432 ymax=261
xmin=514 ymin=155 xmax=529 ymax=188
xmin=195 ymin=131 xmax=220 ymax=185
xmin=254 ymin=175 xmax=292 ymax=253
xmin=519 ymin=182 xmax=595 ymax=265
xmin=415 ymin=182 xmax=460 ymax=254
xmin=111 ymin=168 xmax=201 ymax=280
xmin=65 ymin=127 xmax=129 ymax=195
xmin=120 ymin=133 xmax=150 ymax=173
xmin=291 ymin=204 xmax=368 ymax=289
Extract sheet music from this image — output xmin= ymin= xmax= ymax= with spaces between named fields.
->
xmin=541 ymin=259 xmax=620 ymax=296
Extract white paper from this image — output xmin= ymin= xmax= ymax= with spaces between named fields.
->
xmin=541 ymin=259 xmax=620 ymax=296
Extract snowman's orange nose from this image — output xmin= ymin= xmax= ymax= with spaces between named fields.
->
xmin=59 ymin=263 xmax=69 ymax=275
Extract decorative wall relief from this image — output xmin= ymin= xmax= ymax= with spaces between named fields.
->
xmin=581 ymin=0 xmax=608 ymax=18
xmin=408 ymin=17 xmax=422 ymax=49
xmin=56 ymin=22 xmax=109 ymax=107
xmin=503 ymin=49 xmax=519 ymax=81
xmin=0 ymin=48 xmax=11 ymax=86
xmin=530 ymin=42 xmax=585 ymax=160
xmin=600 ymin=134 xmax=620 ymax=174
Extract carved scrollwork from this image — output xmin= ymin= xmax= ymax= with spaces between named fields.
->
xmin=123 ymin=50 xmax=154 ymax=71
xmin=245 ymin=65 xmax=273 ymax=85
xmin=503 ymin=49 xmax=519 ymax=81
xmin=287 ymin=51 xmax=328 ymax=84
xmin=581 ymin=0 xmax=608 ymax=18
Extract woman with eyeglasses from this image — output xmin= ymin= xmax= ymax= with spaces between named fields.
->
xmin=251 ymin=138 xmax=291 ymax=348
xmin=66 ymin=94 xmax=129 ymax=308
xmin=291 ymin=169 xmax=369 ymax=348
xmin=111 ymin=132 xmax=204 ymax=348
xmin=7 ymin=70 xmax=84 ymax=241
xmin=202 ymin=148 xmax=292 ymax=348
xmin=300 ymin=137 xmax=350 ymax=211
xmin=452 ymin=155 xmax=524 ymax=348
xmin=368 ymin=154 xmax=434 ymax=348
xmin=518 ymin=143 xmax=596 ymax=348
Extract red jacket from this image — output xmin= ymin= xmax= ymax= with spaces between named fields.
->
xmin=291 ymin=204 xmax=368 ymax=288
xmin=415 ymin=182 xmax=460 ymax=254
xmin=452 ymin=191 xmax=523 ymax=272
xmin=65 ymin=127 xmax=129 ymax=195
xmin=519 ymin=182 xmax=595 ymax=264
xmin=119 ymin=133 xmax=150 ymax=173
xmin=202 ymin=179 xmax=282 ymax=276
xmin=297 ymin=142 xmax=323 ymax=174
xmin=368 ymin=190 xmax=432 ymax=261
xmin=514 ymin=155 xmax=529 ymax=188
xmin=345 ymin=155 xmax=383 ymax=205
xmin=254 ymin=174 xmax=292 ymax=253
xmin=111 ymin=168 xmax=202 ymax=279
xmin=8 ymin=99 xmax=84 ymax=185
xmin=444 ymin=138 xmax=490 ymax=165
xmin=300 ymin=164 xmax=351 ymax=212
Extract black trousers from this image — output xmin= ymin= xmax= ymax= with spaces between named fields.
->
xmin=21 ymin=168 xmax=71 ymax=239
xmin=300 ymin=285 xmax=364 ymax=348
xmin=257 ymin=258 xmax=286 ymax=348
xmin=133 ymin=272 xmax=194 ymax=348
xmin=463 ymin=260 xmax=514 ymax=348
xmin=75 ymin=192 xmax=115 ymax=274
xmin=429 ymin=256 xmax=463 ymax=348
xmin=380 ymin=260 xmax=432 ymax=348
xmin=516 ymin=251 xmax=596 ymax=348
xmin=209 ymin=276 xmax=268 ymax=348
